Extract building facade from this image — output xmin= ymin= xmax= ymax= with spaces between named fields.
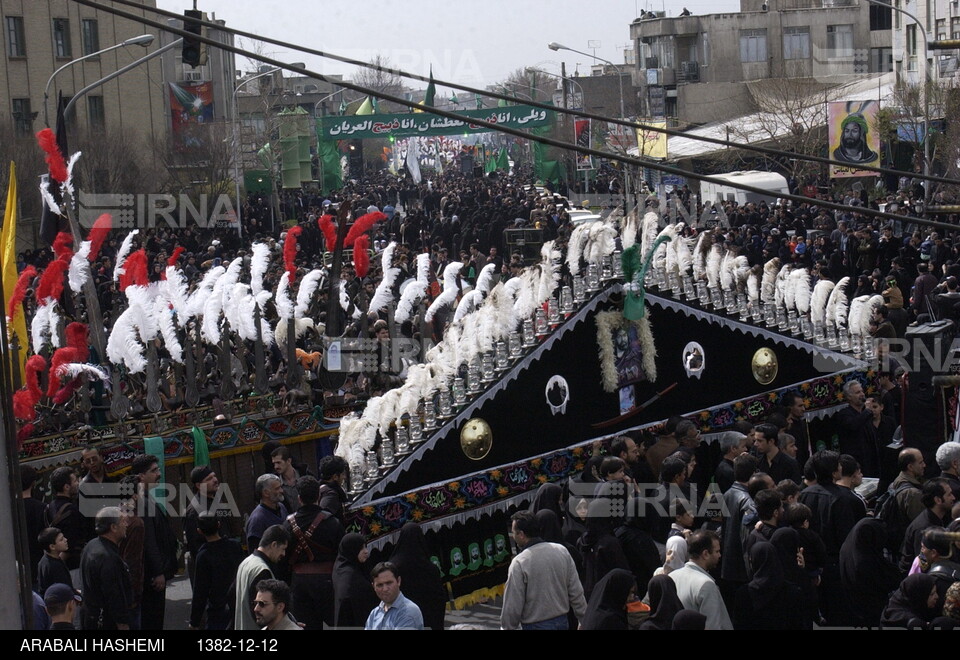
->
xmin=630 ymin=0 xmax=893 ymax=125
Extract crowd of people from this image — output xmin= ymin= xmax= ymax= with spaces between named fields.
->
xmin=16 ymin=162 xmax=960 ymax=630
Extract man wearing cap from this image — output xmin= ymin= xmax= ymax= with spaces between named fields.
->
xmin=44 ymin=584 xmax=82 ymax=630
xmin=79 ymin=507 xmax=133 ymax=630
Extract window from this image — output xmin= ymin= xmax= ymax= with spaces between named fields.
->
xmin=870 ymin=47 xmax=893 ymax=73
xmin=82 ymin=19 xmax=99 ymax=56
xmin=869 ymin=0 xmax=892 ymax=31
xmin=937 ymin=19 xmax=947 ymax=41
xmin=783 ymin=27 xmax=811 ymax=60
xmin=12 ymin=98 xmax=33 ymax=137
xmin=952 ymin=17 xmax=960 ymax=40
xmin=826 ymin=24 xmax=854 ymax=57
xmin=906 ymin=24 xmax=917 ymax=57
xmin=739 ymin=29 xmax=767 ymax=63
xmin=5 ymin=16 xmax=25 ymax=57
xmin=53 ymin=18 xmax=71 ymax=58
xmin=702 ymin=32 xmax=710 ymax=66
xmin=894 ymin=1 xmax=901 ymax=29
xmin=87 ymin=95 xmax=104 ymax=131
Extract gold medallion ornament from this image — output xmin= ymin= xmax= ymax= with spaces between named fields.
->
xmin=460 ymin=418 xmax=493 ymax=460
xmin=752 ymin=347 xmax=778 ymax=385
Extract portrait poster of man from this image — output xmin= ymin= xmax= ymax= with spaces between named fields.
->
xmin=575 ymin=118 xmax=594 ymax=170
xmin=829 ymin=100 xmax=880 ymax=178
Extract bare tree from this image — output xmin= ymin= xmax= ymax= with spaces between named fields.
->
xmin=352 ymin=55 xmax=405 ymax=112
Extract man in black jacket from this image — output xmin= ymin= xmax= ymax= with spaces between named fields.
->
xmin=44 ymin=467 xmax=86 ymax=571
xmin=132 ymin=454 xmax=178 ymax=630
xmin=284 ymin=476 xmax=344 ymax=630
xmin=834 ymin=381 xmax=879 ymax=476
xmin=79 ymin=507 xmax=133 ymax=630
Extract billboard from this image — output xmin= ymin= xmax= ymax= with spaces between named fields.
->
xmin=169 ymin=82 xmax=215 ymax=151
xmin=829 ymin=100 xmax=880 ymax=178
xmin=575 ymin=118 xmax=593 ymax=170
xmin=636 ymin=120 xmax=668 ymax=160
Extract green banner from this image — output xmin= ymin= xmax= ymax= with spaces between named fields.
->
xmin=319 ymin=105 xmax=553 ymax=140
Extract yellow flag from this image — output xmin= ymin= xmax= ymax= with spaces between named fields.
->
xmin=1 ymin=161 xmax=26 ymax=384
xmin=636 ymin=121 xmax=668 ymax=160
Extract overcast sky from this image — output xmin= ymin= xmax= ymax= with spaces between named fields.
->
xmin=156 ymin=0 xmax=739 ymax=90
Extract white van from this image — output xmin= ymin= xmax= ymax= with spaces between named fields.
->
xmin=699 ymin=170 xmax=789 ymax=206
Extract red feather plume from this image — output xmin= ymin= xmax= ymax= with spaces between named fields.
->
xmin=36 ymin=259 xmax=69 ymax=303
xmin=318 ymin=215 xmax=337 ymax=251
xmin=36 ymin=128 xmax=69 ymax=183
xmin=119 ymin=249 xmax=148 ymax=292
xmin=86 ymin=213 xmax=112 ymax=261
xmin=8 ymin=265 xmax=37 ymax=320
xmin=284 ymin=225 xmax=303 ymax=283
xmin=53 ymin=379 xmax=82 ymax=405
xmin=344 ymin=211 xmax=386 ymax=247
xmin=25 ymin=355 xmax=46 ymax=399
xmin=16 ymin=423 xmax=35 ymax=447
xmin=47 ymin=346 xmax=81 ymax=397
xmin=13 ymin=391 xmax=36 ymax=422
xmin=65 ymin=322 xmax=89 ymax=362
xmin=52 ymin=232 xmax=74 ymax=262
xmin=353 ymin=235 xmax=371 ymax=278
xmin=168 ymin=246 xmax=185 ymax=267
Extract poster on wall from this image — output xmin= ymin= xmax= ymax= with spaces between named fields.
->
xmin=169 ymin=82 xmax=215 ymax=150
xmin=828 ymin=100 xmax=880 ymax=178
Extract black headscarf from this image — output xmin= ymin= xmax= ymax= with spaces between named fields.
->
xmin=639 ymin=574 xmax=684 ymax=630
xmin=388 ymin=522 xmax=447 ymax=631
xmin=747 ymin=542 xmax=786 ymax=609
xmin=770 ymin=527 xmax=805 ymax=586
xmin=839 ymin=518 xmax=902 ymax=626
xmin=530 ymin=482 xmax=564 ymax=520
xmin=332 ymin=533 xmax=377 ymax=628
xmin=581 ymin=568 xmax=635 ymax=630
xmin=672 ymin=610 xmax=707 ymax=630
xmin=882 ymin=573 xmax=942 ymax=629
xmin=580 ymin=456 xmax=604 ymax=484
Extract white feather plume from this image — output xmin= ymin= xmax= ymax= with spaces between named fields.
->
xmin=775 ymin=265 xmax=792 ymax=310
xmin=860 ymin=294 xmax=885 ymax=336
xmin=56 ymin=362 xmax=109 ymax=386
xmin=761 ymin=258 xmax=780 ymax=303
xmin=186 ymin=265 xmax=225 ymax=320
xmin=162 ymin=265 xmax=191 ymax=327
xmin=63 ymin=151 xmax=82 ymax=199
xmin=250 ymin=242 xmax=271 ymax=295
xmin=125 ymin=284 xmax=160 ymax=343
xmin=425 ymin=261 xmax=462 ymax=323
xmin=154 ymin=295 xmax=183 ymax=363
xmin=39 ymin=176 xmax=61 ymax=215
xmin=827 ymin=276 xmax=850 ymax=328
xmin=275 ymin=271 xmax=294 ymax=321
xmin=476 ymin=262 xmax=498 ymax=297
xmin=453 ymin=289 xmax=483 ymax=323
xmin=512 ymin=268 xmax=541 ymax=322
xmin=640 ymin=211 xmax=659 ymax=262
xmin=783 ymin=267 xmax=799 ymax=311
xmin=30 ymin=300 xmax=53 ymax=351
xmin=395 ymin=253 xmax=430 ymax=324
xmin=338 ymin=280 xmax=351 ymax=313
xmin=585 ymin=222 xmax=616 ymax=265
xmin=566 ymin=224 xmax=591 ymax=276
xmin=538 ymin=241 xmax=561 ymax=304
xmin=811 ymin=279 xmax=835 ymax=325
xmin=848 ymin=295 xmax=869 ymax=336
xmin=706 ymin=244 xmax=722 ymax=289
xmin=676 ymin=234 xmax=694 ymax=276
xmin=106 ymin=307 xmax=146 ymax=373
xmin=68 ymin=241 xmax=92 ymax=293
xmin=113 ymin=230 xmax=139 ymax=283
xmin=693 ymin=230 xmax=711 ymax=282
xmin=720 ymin=250 xmax=734 ymax=291
xmin=295 ymin=269 xmax=324 ymax=318
xmin=793 ymin=269 xmax=812 ymax=315
xmin=747 ymin=272 xmax=760 ymax=302
xmin=369 ymin=242 xmax=400 ymax=313
xmin=621 ymin=209 xmax=639 ymax=250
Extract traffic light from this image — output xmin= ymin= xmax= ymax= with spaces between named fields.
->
xmin=182 ymin=9 xmax=207 ymax=67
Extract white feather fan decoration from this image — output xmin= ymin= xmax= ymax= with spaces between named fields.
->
xmin=369 ymin=242 xmax=400 ymax=314
xmin=810 ymin=279 xmax=835 ymax=325
xmin=676 ymin=234 xmax=695 ymax=276
xmin=106 ymin=308 xmax=147 ymax=373
xmin=775 ymin=265 xmax=792 ymax=310
xmin=275 ymin=272 xmax=294 ymax=321
xmin=68 ymin=241 xmax=91 ymax=293
xmin=538 ymin=241 xmax=561 ymax=304
xmin=793 ymin=269 xmax=812 ymax=315
xmin=453 ymin=289 xmax=483 ymax=323
xmin=783 ymin=267 xmax=799 ymax=311
xmin=734 ymin=256 xmax=751 ymax=292
xmin=395 ymin=253 xmax=430 ymax=324
xmin=425 ymin=261 xmax=463 ymax=323
xmin=186 ymin=265 xmax=225 ymax=320
xmin=566 ymin=224 xmax=591 ymax=276
xmin=585 ymin=222 xmax=617 ymax=265
xmin=848 ymin=295 xmax=869 ymax=336
xmin=113 ymin=230 xmax=139 ymax=282
xmin=154 ymin=296 xmax=184 ymax=363
xmin=476 ymin=262 xmax=498 ymax=297
xmin=761 ymin=258 xmax=780 ymax=303
xmin=621 ymin=209 xmax=640 ymax=250
xmin=512 ymin=267 xmax=542 ymax=322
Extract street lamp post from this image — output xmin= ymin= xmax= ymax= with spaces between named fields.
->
xmin=548 ymin=42 xmax=632 ymax=210
xmin=44 ymin=34 xmax=155 ymax=126
xmin=862 ymin=0 xmax=931 ymax=205
xmin=233 ymin=67 xmax=281 ymax=235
